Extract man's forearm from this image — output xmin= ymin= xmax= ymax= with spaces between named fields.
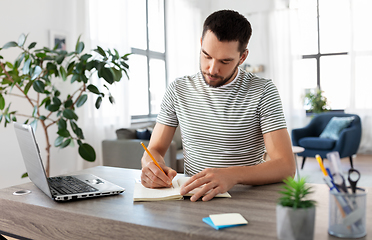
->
xmin=141 ymin=148 xmax=166 ymax=167
xmin=227 ymin=157 xmax=296 ymax=186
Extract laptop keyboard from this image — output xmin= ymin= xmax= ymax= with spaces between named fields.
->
xmin=48 ymin=176 xmax=99 ymax=195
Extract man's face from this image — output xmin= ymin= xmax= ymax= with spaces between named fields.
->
xmin=200 ymin=30 xmax=248 ymax=88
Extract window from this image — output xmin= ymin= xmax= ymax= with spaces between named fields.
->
xmin=297 ymin=0 xmax=372 ymax=110
xmin=128 ymin=0 xmax=167 ymax=120
xmin=298 ymin=0 xmax=350 ymax=110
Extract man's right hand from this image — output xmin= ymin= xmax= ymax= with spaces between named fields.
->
xmin=140 ymin=123 xmax=178 ymax=188
xmin=141 ymin=159 xmax=177 ymax=188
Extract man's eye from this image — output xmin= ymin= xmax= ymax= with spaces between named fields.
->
xmin=221 ymin=61 xmax=229 ymax=64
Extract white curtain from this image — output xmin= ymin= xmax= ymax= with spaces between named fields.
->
xmin=166 ymin=0 xmax=201 ymax=83
xmin=267 ymin=3 xmax=308 ymax=137
xmin=268 ymin=0 xmax=372 ymax=154
xmin=78 ymin=0 xmax=131 ymax=170
xmin=346 ymin=0 xmax=372 ymax=154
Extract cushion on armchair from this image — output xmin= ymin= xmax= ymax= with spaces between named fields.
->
xmin=298 ymin=137 xmax=336 ymax=150
xmin=115 ymin=125 xmax=154 ymax=140
xmin=107 ymin=123 xmax=184 ymax=173
xmin=116 ymin=128 xmax=137 ymax=139
xmin=319 ymin=116 xmax=355 ymax=140
xmin=136 ymin=128 xmax=152 ymax=140
xmin=291 ymin=112 xmax=361 ymax=169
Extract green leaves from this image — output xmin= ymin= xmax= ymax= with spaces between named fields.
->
xmin=46 ymin=103 xmax=59 ymax=112
xmin=76 ymin=42 xmax=84 ymax=54
xmin=31 ymin=66 xmax=42 ymax=80
xmin=55 ymin=118 xmax=84 ymax=151
xmin=0 ymin=33 xmax=133 ymax=175
xmin=95 ymin=96 xmax=102 ymax=109
xmin=57 ymin=128 xmax=70 ymax=137
xmin=278 ymin=176 xmax=316 ymax=209
xmin=33 ymin=80 xmax=45 ymax=93
xmin=304 ymin=88 xmax=329 ymax=113
xmin=23 ymin=58 xmax=31 ymax=75
xmin=18 ymin=33 xmax=27 ymax=47
xmin=94 ymin=46 xmax=106 ymax=58
xmin=63 ymin=109 xmax=78 ymax=120
xmin=98 ymin=67 xmax=114 ymax=84
xmin=70 ymin=120 xmax=84 ymax=139
xmin=0 ymin=94 xmax=5 ymax=110
xmin=78 ymin=143 xmax=96 ymax=162
xmin=111 ymin=68 xmax=122 ymax=82
xmin=2 ymin=41 xmax=18 ymax=49
xmin=87 ymin=84 xmax=100 ymax=95
xmin=28 ymin=42 xmax=37 ymax=50
xmin=76 ymin=94 xmax=87 ymax=107
xmin=54 ymin=136 xmax=64 ymax=147
xmin=58 ymin=118 xmax=67 ymax=129
xmin=60 ymin=66 xmax=67 ymax=81
xmin=56 ymin=55 xmax=65 ymax=64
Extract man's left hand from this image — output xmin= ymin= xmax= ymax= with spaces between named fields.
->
xmin=179 ymin=168 xmax=237 ymax=202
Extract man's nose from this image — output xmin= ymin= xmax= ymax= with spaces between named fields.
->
xmin=208 ymin=59 xmax=219 ymax=75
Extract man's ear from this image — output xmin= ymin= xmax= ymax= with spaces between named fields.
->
xmin=239 ymin=49 xmax=249 ymax=65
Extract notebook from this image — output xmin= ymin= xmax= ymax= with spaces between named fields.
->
xmin=133 ymin=176 xmax=231 ymax=201
xmin=13 ymin=122 xmax=125 ymax=201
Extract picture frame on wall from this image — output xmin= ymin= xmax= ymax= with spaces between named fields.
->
xmin=49 ymin=30 xmax=67 ymax=50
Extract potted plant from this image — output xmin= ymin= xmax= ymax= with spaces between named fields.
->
xmin=276 ymin=176 xmax=316 ymax=240
xmin=0 ymin=34 xmax=130 ymax=177
xmin=304 ymin=88 xmax=329 ymax=114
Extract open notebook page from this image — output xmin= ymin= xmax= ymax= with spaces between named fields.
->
xmin=133 ymin=177 xmax=231 ymax=201
xmin=133 ymin=178 xmax=183 ymax=201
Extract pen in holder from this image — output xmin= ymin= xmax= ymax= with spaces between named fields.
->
xmin=328 ymin=187 xmax=367 ymax=238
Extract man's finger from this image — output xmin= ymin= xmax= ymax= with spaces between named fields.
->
xmin=165 ymin=167 xmax=177 ymax=179
xmin=147 ymin=162 xmax=172 ymax=186
xmin=181 ymin=176 xmax=210 ymax=196
xmin=190 ymin=181 xmax=216 ymax=201
xmin=202 ymin=187 xmax=221 ymax=201
xmin=141 ymin=171 xmax=170 ymax=188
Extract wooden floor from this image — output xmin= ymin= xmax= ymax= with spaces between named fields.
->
xmin=296 ymin=154 xmax=372 ymax=187
xmin=297 ymin=154 xmax=372 ymax=172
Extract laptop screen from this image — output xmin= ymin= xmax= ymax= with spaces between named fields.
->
xmin=13 ymin=123 xmax=53 ymax=198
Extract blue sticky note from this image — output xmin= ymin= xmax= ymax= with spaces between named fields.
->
xmin=203 ymin=216 xmax=247 ymax=230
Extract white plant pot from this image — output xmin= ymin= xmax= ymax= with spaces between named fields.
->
xmin=276 ymin=205 xmax=316 ymax=240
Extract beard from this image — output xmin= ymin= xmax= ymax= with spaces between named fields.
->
xmin=200 ymin=62 xmax=240 ymax=88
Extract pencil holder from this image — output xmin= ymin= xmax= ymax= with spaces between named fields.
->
xmin=328 ymin=188 xmax=367 ymax=238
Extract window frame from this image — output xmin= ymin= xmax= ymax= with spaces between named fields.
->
xmin=301 ymin=0 xmax=348 ymax=89
xmin=131 ymin=0 xmax=168 ymax=121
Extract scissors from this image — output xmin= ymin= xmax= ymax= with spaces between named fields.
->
xmin=333 ymin=173 xmax=348 ymax=193
xmin=333 ymin=168 xmax=361 ymax=194
xmin=347 ymin=168 xmax=361 ymax=194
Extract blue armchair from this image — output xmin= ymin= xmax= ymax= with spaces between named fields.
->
xmin=291 ymin=112 xmax=362 ymax=169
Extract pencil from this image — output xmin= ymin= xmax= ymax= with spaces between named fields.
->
xmin=140 ymin=142 xmax=173 ymax=187
xmin=316 ymin=154 xmax=328 ymax=176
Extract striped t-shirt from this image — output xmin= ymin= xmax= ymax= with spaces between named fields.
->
xmin=157 ymin=68 xmax=287 ymax=175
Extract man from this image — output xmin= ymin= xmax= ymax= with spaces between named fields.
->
xmin=141 ymin=10 xmax=295 ymax=201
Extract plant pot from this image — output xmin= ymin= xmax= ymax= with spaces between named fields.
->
xmin=276 ymin=205 xmax=316 ymax=240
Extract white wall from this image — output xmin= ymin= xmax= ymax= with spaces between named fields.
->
xmin=188 ymin=0 xmax=275 ymax=79
xmin=0 ymin=0 xmax=87 ymax=189
xmin=0 ymin=0 xmax=276 ymax=189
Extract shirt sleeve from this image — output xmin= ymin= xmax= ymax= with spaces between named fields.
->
xmin=258 ymin=80 xmax=287 ymax=134
xmin=156 ymin=80 xmax=179 ymax=127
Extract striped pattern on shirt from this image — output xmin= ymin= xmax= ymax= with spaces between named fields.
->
xmin=157 ymin=68 xmax=287 ymax=175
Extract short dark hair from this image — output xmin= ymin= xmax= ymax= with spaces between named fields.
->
xmin=202 ymin=10 xmax=252 ymax=54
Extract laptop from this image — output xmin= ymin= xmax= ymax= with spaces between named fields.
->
xmin=13 ymin=122 xmax=125 ymax=201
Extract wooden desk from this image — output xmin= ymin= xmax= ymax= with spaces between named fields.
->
xmin=0 ymin=166 xmax=370 ymax=240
